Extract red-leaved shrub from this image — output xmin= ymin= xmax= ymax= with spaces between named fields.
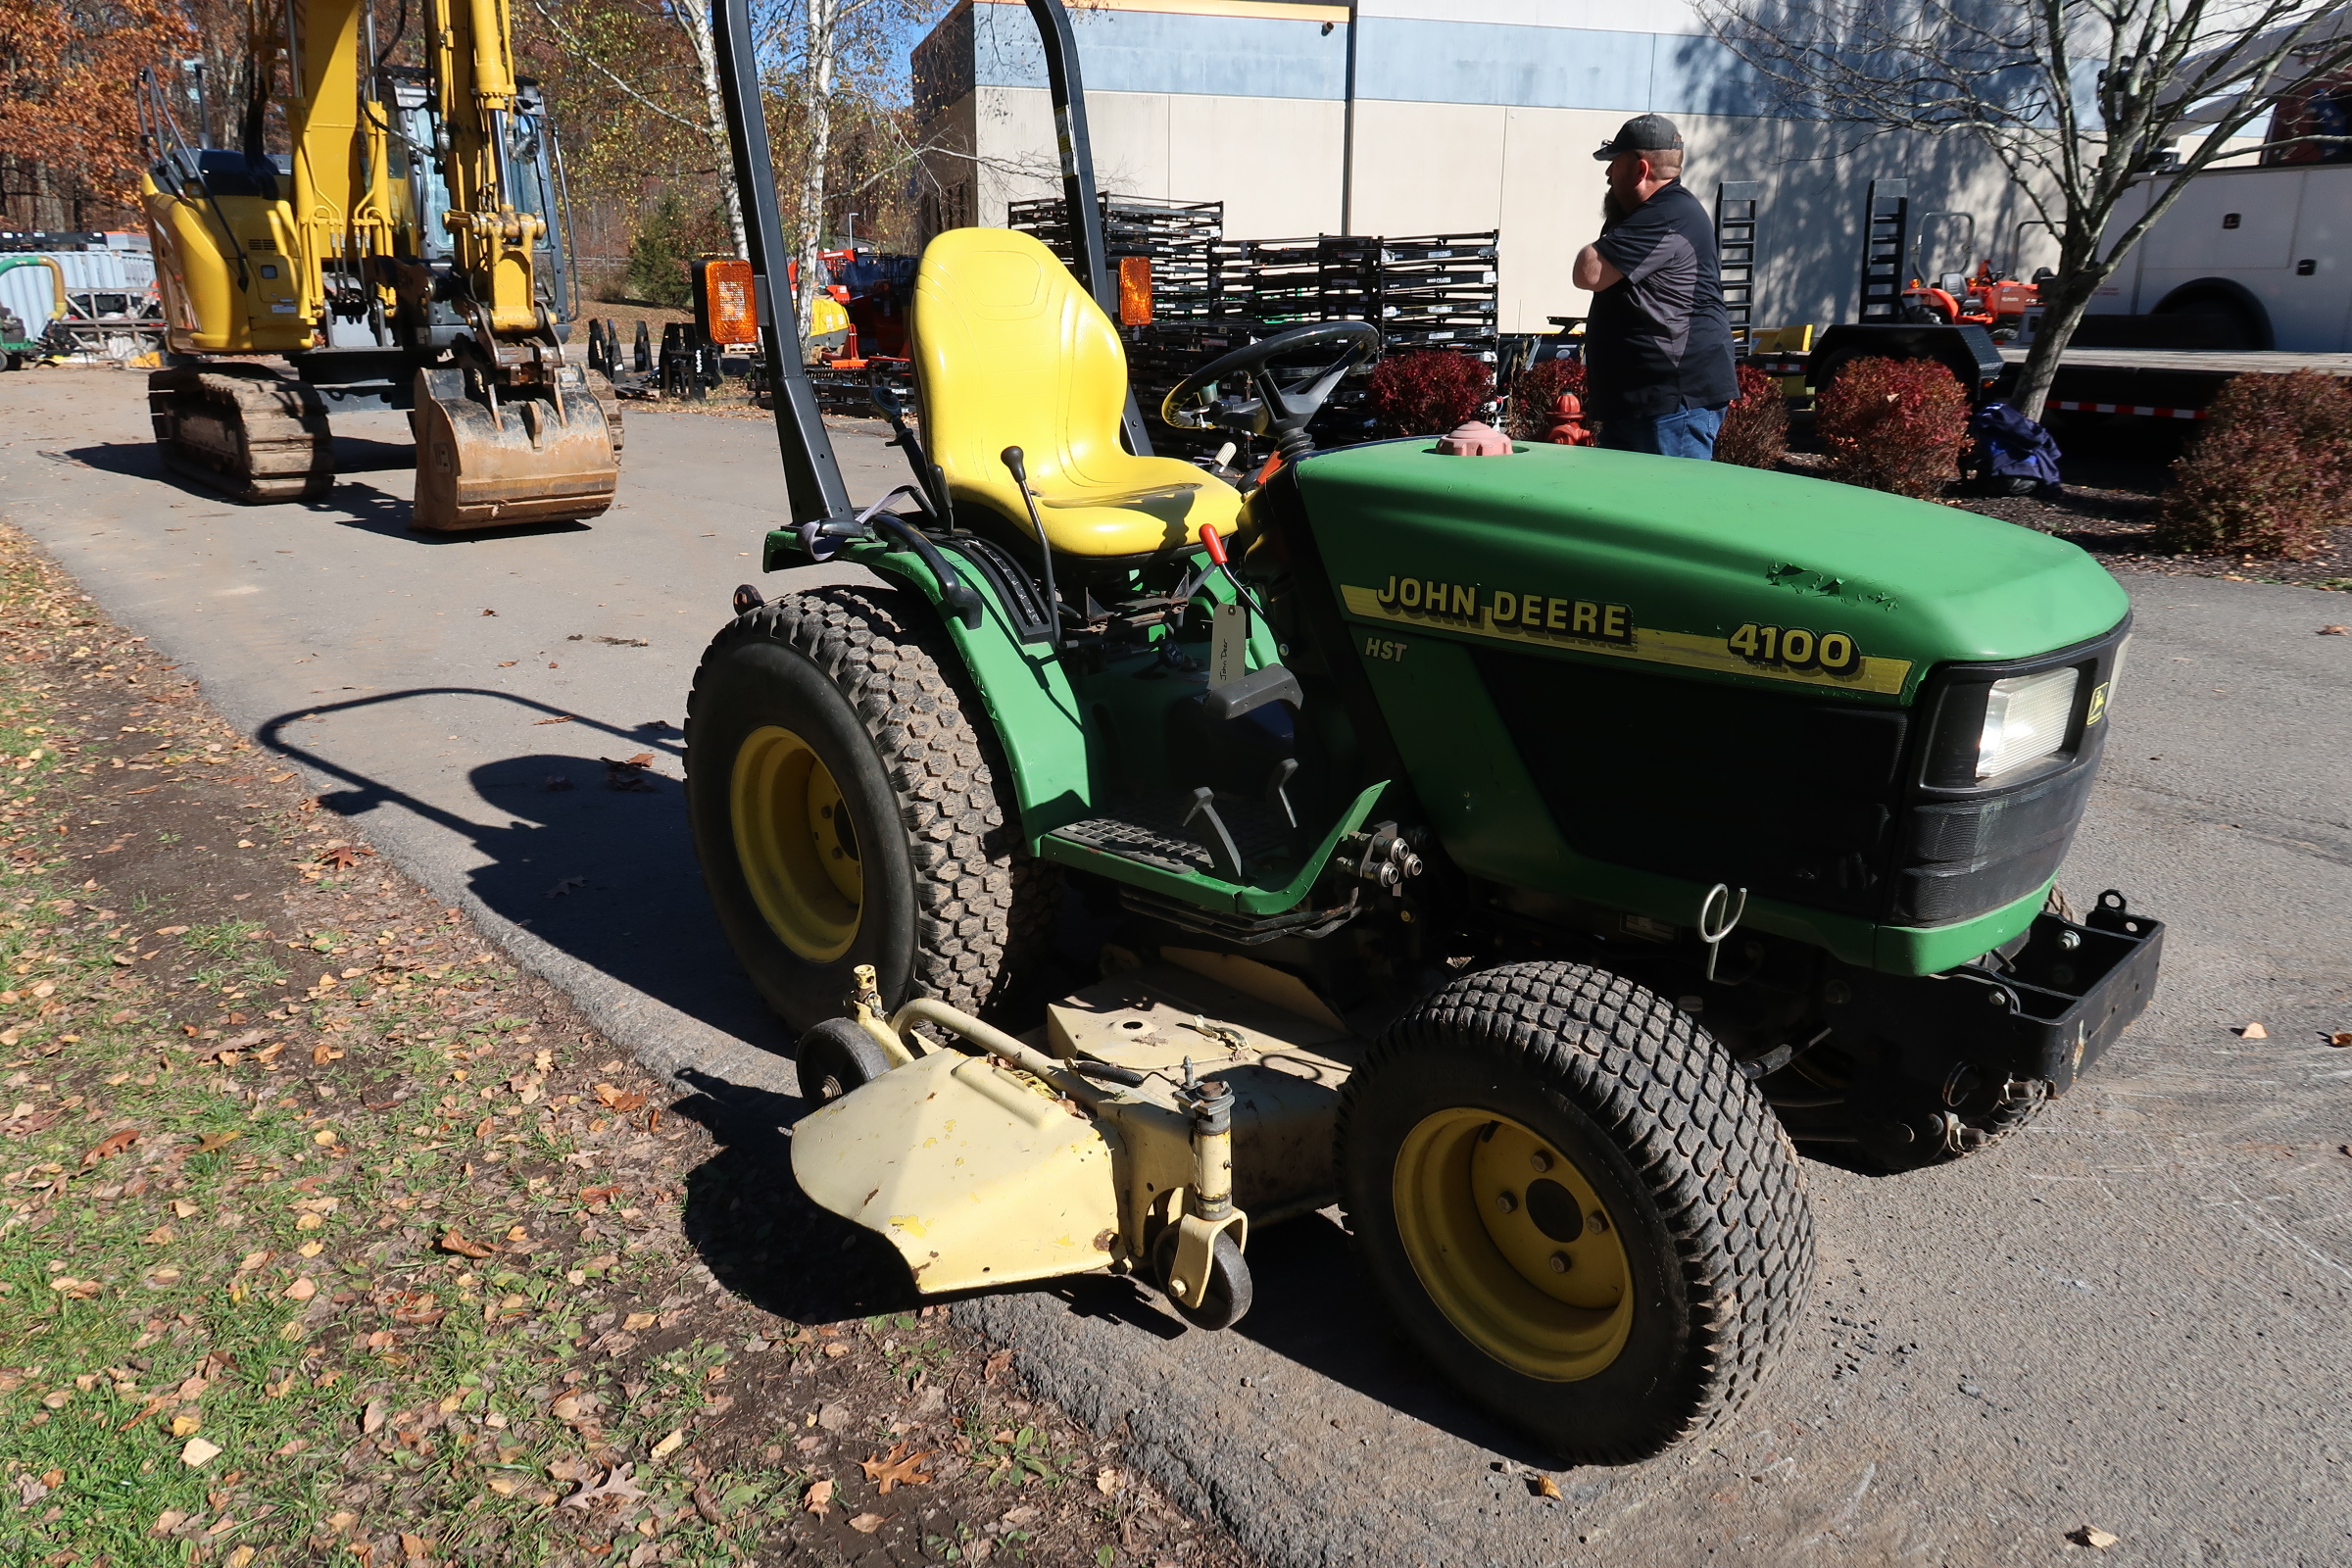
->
xmin=1816 ymin=356 xmax=1971 ymax=498
xmin=1713 ymin=363 xmax=1788 ymax=469
xmin=1369 ymin=350 xmax=1494 ymax=437
xmin=1505 ymin=357 xmax=1587 ymax=439
xmin=2157 ymin=369 xmax=2352 ymax=559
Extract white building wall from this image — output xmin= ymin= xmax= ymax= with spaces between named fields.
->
xmin=955 ymin=85 xmax=2058 ymax=334
xmin=918 ymin=0 xmax=2066 ymax=335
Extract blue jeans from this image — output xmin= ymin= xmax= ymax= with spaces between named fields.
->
xmin=1597 ymin=404 xmax=1725 ymax=458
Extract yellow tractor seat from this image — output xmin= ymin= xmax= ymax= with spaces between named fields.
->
xmin=911 ymin=227 xmax=1242 ymax=559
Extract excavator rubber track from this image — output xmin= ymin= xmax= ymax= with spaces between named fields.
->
xmin=146 ymin=363 xmax=334 ymax=504
xmin=411 ymin=365 xmax=619 ymax=532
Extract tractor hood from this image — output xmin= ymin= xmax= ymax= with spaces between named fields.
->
xmin=1293 ymin=440 xmax=2128 ymax=704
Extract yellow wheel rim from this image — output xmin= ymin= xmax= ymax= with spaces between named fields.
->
xmin=729 ymin=724 xmax=863 ymax=962
xmin=1393 ymin=1108 xmax=1634 ymax=1382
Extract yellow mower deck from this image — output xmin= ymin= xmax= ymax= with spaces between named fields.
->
xmin=791 ymin=954 xmax=1364 ymax=1299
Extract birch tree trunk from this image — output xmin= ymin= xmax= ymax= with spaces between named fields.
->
xmin=675 ymin=0 xmax=748 ymax=260
xmin=795 ymin=0 xmax=839 ymax=340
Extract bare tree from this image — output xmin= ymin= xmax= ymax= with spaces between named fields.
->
xmin=1702 ymin=0 xmax=2352 ymax=417
xmin=678 ymin=0 xmax=749 ymax=258
xmin=522 ymin=0 xmax=746 ymax=258
xmin=793 ymin=0 xmax=842 ymax=339
xmin=774 ymin=0 xmax=940 ymax=335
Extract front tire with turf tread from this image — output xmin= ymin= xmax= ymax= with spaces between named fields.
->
xmin=1339 ymin=960 xmax=1815 ymax=1464
xmin=685 ymin=582 xmax=1057 ymax=1033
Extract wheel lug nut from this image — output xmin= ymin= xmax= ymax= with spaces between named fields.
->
xmin=1494 ymin=1191 xmax=1518 ymax=1215
xmin=1548 ymin=1251 xmax=1572 ymax=1274
xmin=1589 ymin=1210 xmax=1608 ymax=1233
xmin=1529 ymin=1150 xmax=1552 ymax=1173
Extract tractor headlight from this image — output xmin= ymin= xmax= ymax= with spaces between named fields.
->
xmin=1976 ymin=667 xmax=2079 ymax=779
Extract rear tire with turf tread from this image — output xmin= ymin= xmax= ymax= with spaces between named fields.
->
xmin=1339 ymin=960 xmax=1814 ymax=1464
xmin=685 ymin=582 xmax=1057 ymax=1034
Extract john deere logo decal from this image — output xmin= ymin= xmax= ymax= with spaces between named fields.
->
xmin=2084 ymin=682 xmax=2110 ymax=726
xmin=1343 ymin=577 xmax=1914 ymax=696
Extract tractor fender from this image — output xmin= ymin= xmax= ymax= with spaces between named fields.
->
xmin=766 ymin=526 xmax=1093 ymax=848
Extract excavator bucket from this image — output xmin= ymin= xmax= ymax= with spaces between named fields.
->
xmin=411 ymin=366 xmax=618 ymax=532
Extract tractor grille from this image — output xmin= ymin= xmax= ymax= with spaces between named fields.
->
xmin=1474 ymin=635 xmax=2117 ymax=933
xmin=1475 ymin=650 xmax=1909 ymax=920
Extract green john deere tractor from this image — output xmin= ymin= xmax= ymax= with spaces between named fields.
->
xmin=683 ymin=0 xmax=2164 ymax=1463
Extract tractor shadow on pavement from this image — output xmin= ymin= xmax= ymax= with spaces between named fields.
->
xmin=1019 ymin=1214 xmax=1561 ymax=1467
xmin=660 ymin=1068 xmax=1559 ymax=1462
xmin=253 ymin=687 xmax=788 ymax=1054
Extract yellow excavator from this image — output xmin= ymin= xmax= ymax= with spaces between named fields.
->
xmin=135 ymin=0 xmax=618 ymax=529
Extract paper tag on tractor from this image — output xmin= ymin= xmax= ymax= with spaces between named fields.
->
xmin=1210 ymin=601 xmax=1248 ymax=689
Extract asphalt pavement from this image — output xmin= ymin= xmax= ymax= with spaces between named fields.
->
xmin=3 ymin=366 xmax=2347 ymax=1568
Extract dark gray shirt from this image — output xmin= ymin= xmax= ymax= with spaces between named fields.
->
xmin=1586 ymin=180 xmax=1739 ymax=421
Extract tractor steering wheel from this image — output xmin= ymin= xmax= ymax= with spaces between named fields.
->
xmin=1162 ymin=319 xmax=1383 ymax=462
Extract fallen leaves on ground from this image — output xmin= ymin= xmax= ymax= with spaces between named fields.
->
xmin=1529 ymin=1475 xmax=1562 ymax=1499
xmin=602 ymin=753 xmax=658 ymax=791
xmin=531 ymin=714 xmax=572 ymax=725
xmin=2237 ymin=1021 xmax=2268 ymax=1039
xmin=2320 ymin=624 xmax=2347 ymax=635
xmin=858 ymin=1443 xmax=934 ymax=1494
xmin=2069 ymin=1525 xmax=2121 ymax=1548
xmin=0 ymin=513 xmax=1257 ymax=1568
xmin=436 ymin=1228 xmax=495 ymax=1259
xmin=592 ymin=1082 xmax=647 ymax=1112
xmin=78 ymin=1126 xmax=137 ymax=1167
xmin=561 ymin=1463 xmax=646 ymax=1509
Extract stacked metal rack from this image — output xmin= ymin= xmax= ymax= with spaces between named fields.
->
xmin=1232 ymin=238 xmax=1327 ymax=324
xmin=1359 ymin=233 xmax=1500 ymax=355
xmin=1007 ymin=194 xmax=1226 ymax=320
xmin=959 ymin=198 xmax=1504 ymax=453
xmin=1215 ymin=230 xmax=1500 ymax=353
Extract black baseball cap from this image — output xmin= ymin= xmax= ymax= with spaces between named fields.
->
xmin=1593 ymin=114 xmax=1684 ymax=161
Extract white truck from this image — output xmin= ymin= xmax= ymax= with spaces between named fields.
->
xmin=2086 ymin=161 xmax=2352 ymax=351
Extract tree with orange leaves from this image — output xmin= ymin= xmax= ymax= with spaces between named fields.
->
xmin=0 ymin=0 xmax=194 ymax=227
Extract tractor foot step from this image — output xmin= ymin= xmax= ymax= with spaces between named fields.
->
xmin=1050 ymin=790 xmax=1295 ymax=881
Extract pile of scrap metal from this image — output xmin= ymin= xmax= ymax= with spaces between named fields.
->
xmin=0 ymin=234 xmax=168 ymax=366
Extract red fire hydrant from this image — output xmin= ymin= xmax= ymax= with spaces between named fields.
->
xmin=1544 ymin=393 xmax=1594 ymax=447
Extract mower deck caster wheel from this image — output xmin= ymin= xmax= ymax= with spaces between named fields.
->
xmin=1152 ymin=1227 xmax=1252 ymax=1331
xmin=794 ymin=1017 xmax=893 ymax=1105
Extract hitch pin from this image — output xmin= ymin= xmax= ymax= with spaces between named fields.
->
xmin=1697 ymin=883 xmax=1748 ymax=983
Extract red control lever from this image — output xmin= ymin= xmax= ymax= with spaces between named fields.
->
xmin=1199 ymin=524 xmax=1228 ymax=566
